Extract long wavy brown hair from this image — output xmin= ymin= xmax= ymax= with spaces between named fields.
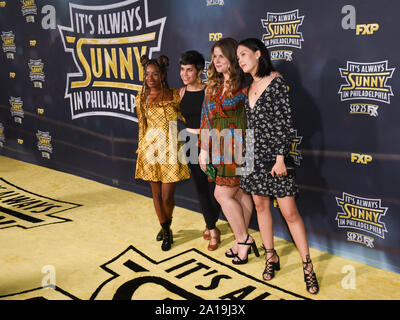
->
xmin=206 ymin=37 xmax=242 ymax=96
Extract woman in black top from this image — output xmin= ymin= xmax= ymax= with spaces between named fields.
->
xmin=237 ymin=38 xmax=319 ymax=295
xmin=178 ymin=50 xmax=222 ymax=251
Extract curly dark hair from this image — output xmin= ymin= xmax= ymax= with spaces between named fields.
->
xmin=140 ymin=54 xmax=170 ymax=89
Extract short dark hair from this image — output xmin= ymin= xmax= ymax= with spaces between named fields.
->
xmin=179 ymin=50 xmax=205 ymax=72
xmin=237 ymin=38 xmax=275 ymax=78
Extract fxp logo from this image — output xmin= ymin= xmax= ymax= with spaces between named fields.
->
xmin=341 ymin=5 xmax=379 ymax=35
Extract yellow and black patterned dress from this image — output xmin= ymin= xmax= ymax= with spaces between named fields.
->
xmin=135 ymin=88 xmax=190 ymax=183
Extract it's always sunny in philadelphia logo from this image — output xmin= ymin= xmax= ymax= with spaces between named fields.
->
xmin=338 ymin=61 xmax=395 ymax=117
xmin=20 ymin=0 xmax=37 ymax=23
xmin=58 ymin=0 xmax=166 ymax=122
xmin=339 ymin=61 xmax=394 ymax=103
xmin=335 ymin=192 xmax=388 ymax=248
xmin=1 ymin=31 xmax=16 ymax=59
xmin=261 ymin=9 xmax=304 ymax=62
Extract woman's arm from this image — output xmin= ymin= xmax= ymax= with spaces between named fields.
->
xmin=270 ymin=79 xmax=295 ymax=176
xmin=198 ymin=95 xmax=212 ymax=147
xmin=135 ymin=94 xmax=144 ymax=153
xmin=198 ymin=96 xmax=213 ymax=170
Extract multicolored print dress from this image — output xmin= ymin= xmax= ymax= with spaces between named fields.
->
xmin=135 ymin=88 xmax=190 ymax=183
xmin=199 ymin=85 xmax=247 ymax=187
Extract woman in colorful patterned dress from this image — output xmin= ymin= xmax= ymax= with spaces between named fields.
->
xmin=237 ymin=38 xmax=318 ymax=294
xmin=135 ymin=54 xmax=190 ymax=251
xmin=199 ymin=38 xmax=259 ymax=264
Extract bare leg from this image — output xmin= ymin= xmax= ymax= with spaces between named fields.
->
xmin=253 ymin=195 xmax=274 ymax=250
xmin=214 ymin=185 xmax=253 ymax=261
xmin=253 ymin=195 xmax=278 ymax=280
xmin=226 ymin=189 xmax=253 ymax=256
xmin=235 ymin=189 xmax=253 ymax=228
xmin=277 ymin=196 xmax=318 ymax=293
xmin=276 ymin=196 xmax=309 ymax=261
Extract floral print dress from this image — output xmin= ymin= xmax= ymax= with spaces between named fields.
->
xmin=240 ymin=77 xmax=299 ymax=198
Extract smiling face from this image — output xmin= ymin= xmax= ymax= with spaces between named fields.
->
xmin=180 ymin=64 xmax=201 ymax=86
xmin=236 ymin=44 xmax=260 ymax=75
xmin=144 ymin=63 xmax=163 ymax=89
xmin=212 ymin=46 xmax=230 ymax=75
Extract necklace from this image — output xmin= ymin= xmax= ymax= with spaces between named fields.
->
xmin=251 ymin=78 xmax=265 ymax=96
xmin=187 ymin=83 xmax=206 ymax=92
xmin=147 ymin=89 xmax=163 ymax=103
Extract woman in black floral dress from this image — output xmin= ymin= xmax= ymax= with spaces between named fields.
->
xmin=236 ymin=38 xmax=319 ymax=295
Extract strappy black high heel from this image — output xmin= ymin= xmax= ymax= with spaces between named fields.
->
xmin=225 ymin=246 xmax=251 ymax=258
xmin=232 ymin=235 xmax=260 ymax=265
xmin=262 ymin=248 xmax=280 ymax=281
xmin=303 ymin=255 xmax=319 ymax=294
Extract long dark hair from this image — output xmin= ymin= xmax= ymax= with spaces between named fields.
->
xmin=237 ymin=38 xmax=275 ymax=82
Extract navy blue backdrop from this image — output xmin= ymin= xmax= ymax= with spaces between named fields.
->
xmin=1 ymin=0 xmax=399 ymax=273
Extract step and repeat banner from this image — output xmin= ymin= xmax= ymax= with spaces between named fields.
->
xmin=1 ymin=0 xmax=399 ymax=273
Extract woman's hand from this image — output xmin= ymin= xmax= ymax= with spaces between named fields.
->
xmin=270 ymin=156 xmax=287 ymax=177
xmin=271 ymin=71 xmax=283 ymax=79
xmin=198 ymin=149 xmax=209 ymax=171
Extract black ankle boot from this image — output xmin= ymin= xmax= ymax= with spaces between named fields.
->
xmin=156 ymin=228 xmax=163 ymax=241
xmin=156 ymin=217 xmax=172 ymax=241
xmin=161 ymin=222 xmax=173 ymax=251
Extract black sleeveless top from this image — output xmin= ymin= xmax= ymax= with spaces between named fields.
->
xmin=180 ymin=89 xmax=204 ymax=129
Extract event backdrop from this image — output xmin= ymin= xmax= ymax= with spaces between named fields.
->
xmin=1 ymin=0 xmax=399 ymax=274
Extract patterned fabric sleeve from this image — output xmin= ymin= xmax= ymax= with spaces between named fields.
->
xmin=173 ymin=89 xmax=186 ymax=122
xmin=135 ymin=93 xmax=144 ymax=154
xmin=178 ymin=110 xmax=186 ymax=123
xmin=198 ymin=95 xmax=212 ymax=149
xmin=273 ymin=78 xmax=295 ymax=157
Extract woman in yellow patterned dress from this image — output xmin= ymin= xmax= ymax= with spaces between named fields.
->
xmin=135 ymin=54 xmax=190 ymax=251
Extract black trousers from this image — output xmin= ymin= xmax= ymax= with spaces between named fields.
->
xmin=184 ymin=130 xmax=221 ymax=230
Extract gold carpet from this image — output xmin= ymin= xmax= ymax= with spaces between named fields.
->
xmin=0 ymin=155 xmax=399 ymax=300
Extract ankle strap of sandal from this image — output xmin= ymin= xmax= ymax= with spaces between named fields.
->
xmin=262 ymin=245 xmax=276 ymax=254
xmin=263 ymin=247 xmax=277 ymax=260
xmin=237 ymin=234 xmax=251 ymax=246
xmin=302 ymin=255 xmax=313 ymax=269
